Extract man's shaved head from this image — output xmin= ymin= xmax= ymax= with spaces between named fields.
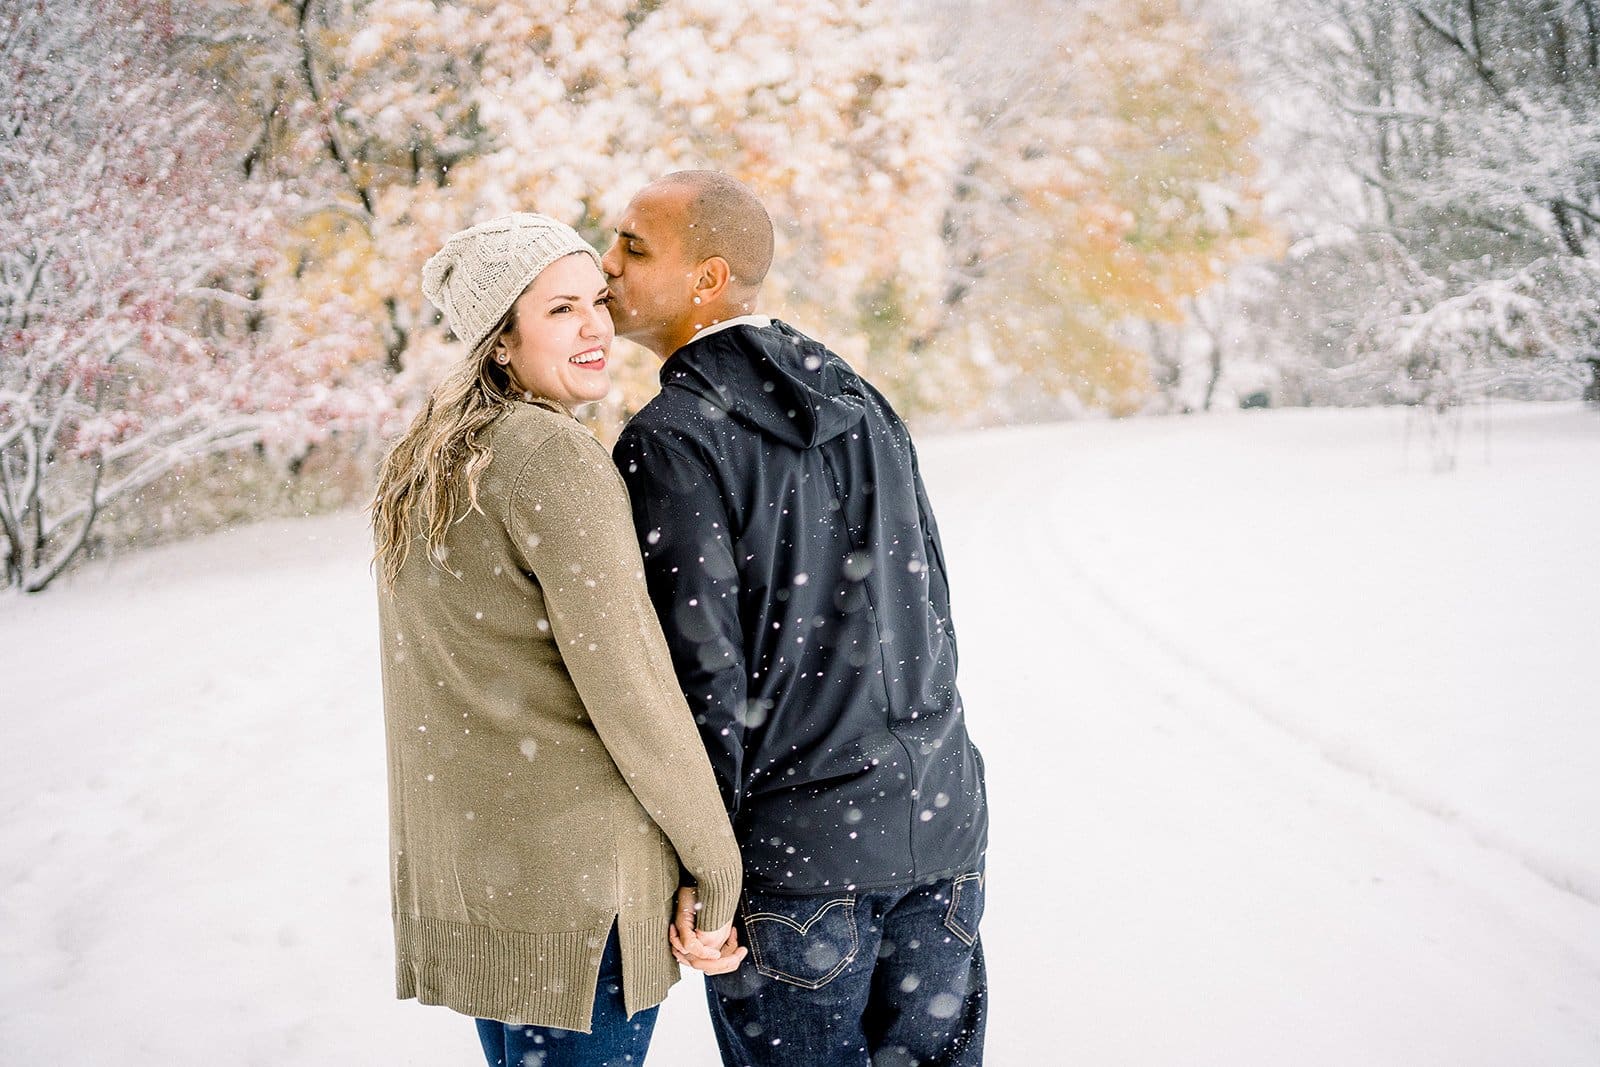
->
xmin=602 ymin=171 xmax=776 ymax=357
xmin=652 ymin=170 xmax=775 ymax=291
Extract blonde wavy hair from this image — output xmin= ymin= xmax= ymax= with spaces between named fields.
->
xmin=370 ymin=306 xmax=521 ymax=590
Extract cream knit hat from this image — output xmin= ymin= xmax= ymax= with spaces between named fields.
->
xmin=421 ymin=213 xmax=602 ymax=352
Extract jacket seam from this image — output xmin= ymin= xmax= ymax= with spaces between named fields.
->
xmin=737 ymin=848 xmax=986 ymax=895
xmin=817 ymin=444 xmax=921 ymax=880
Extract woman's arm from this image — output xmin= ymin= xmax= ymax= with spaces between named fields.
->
xmin=612 ymin=427 xmax=751 ymax=819
xmin=506 ymin=423 xmax=742 ymax=931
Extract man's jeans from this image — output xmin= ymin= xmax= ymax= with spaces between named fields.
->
xmin=706 ymin=868 xmax=987 ymax=1067
xmin=475 ymin=923 xmax=657 ymax=1067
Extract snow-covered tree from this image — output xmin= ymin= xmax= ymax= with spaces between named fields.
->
xmin=1234 ymin=0 xmax=1600 ymax=408
xmin=175 ymin=1 xmax=1277 ymax=427
xmin=920 ymin=0 xmax=1279 ymax=419
xmin=198 ymin=0 xmax=960 ymax=428
xmin=0 ymin=1 xmax=388 ymax=592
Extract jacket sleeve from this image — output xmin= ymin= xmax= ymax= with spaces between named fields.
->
xmin=909 ymin=435 xmax=959 ymax=666
xmin=613 ymin=425 xmax=750 ymax=821
xmin=506 ymin=425 xmax=741 ymax=929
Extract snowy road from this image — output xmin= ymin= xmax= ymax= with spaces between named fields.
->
xmin=926 ymin=407 xmax=1600 ymax=1064
xmin=2 ymin=404 xmax=1597 ymax=1064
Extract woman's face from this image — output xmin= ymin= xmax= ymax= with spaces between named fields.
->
xmin=500 ymin=253 xmax=613 ymax=409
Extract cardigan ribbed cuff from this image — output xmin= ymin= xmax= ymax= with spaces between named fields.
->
xmin=687 ymin=866 xmax=743 ymax=932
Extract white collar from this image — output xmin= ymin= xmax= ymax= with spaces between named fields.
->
xmin=686 ymin=314 xmax=772 ymax=347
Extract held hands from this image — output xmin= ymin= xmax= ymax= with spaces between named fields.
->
xmin=669 ymin=885 xmax=747 ymax=976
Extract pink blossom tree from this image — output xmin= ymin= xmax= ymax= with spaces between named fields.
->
xmin=1 ymin=1 xmax=389 ymax=592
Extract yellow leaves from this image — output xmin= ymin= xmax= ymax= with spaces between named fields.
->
xmin=987 ymin=271 xmax=1156 ymax=417
xmin=920 ymin=0 xmax=1280 ymax=415
xmin=271 ymin=208 xmax=382 ymax=356
xmin=211 ymin=0 xmax=1281 ymax=425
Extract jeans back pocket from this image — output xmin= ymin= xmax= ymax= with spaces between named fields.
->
xmin=742 ymin=891 xmax=859 ymax=990
xmin=942 ymin=871 xmax=985 ymax=946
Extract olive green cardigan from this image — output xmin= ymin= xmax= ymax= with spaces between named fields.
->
xmin=376 ymin=400 xmax=741 ymax=1031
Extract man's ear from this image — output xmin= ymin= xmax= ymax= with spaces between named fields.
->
xmin=692 ymin=256 xmax=733 ymax=305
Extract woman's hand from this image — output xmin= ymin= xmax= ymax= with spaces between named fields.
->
xmin=669 ymin=885 xmax=747 ymax=975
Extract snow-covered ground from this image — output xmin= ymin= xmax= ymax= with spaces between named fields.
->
xmin=2 ymin=402 xmax=1597 ymax=1065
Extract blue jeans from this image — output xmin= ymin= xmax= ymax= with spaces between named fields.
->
xmin=706 ymin=869 xmax=987 ymax=1067
xmin=475 ymin=924 xmax=658 ymax=1067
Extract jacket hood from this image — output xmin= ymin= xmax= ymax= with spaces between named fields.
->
xmin=661 ymin=320 xmax=867 ymax=449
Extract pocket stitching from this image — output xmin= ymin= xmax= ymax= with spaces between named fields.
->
xmin=943 ymin=872 xmax=983 ymax=947
xmin=745 ymin=895 xmax=858 ymax=990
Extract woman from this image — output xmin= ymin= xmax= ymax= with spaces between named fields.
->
xmin=371 ymin=213 xmax=744 ymax=1067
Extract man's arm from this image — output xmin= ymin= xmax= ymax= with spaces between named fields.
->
xmin=614 ymin=425 xmax=750 ymax=818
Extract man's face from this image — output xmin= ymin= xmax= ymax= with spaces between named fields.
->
xmin=600 ymin=183 xmax=701 ymax=358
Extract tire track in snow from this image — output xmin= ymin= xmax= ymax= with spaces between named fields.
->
xmin=1027 ymin=483 xmax=1600 ymax=911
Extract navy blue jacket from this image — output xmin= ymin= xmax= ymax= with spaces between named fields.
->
xmin=613 ymin=320 xmax=987 ymax=893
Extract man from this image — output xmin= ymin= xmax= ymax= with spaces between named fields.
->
xmin=605 ymin=171 xmax=988 ymax=1067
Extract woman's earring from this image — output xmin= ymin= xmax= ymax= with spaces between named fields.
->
xmin=496 ymin=350 xmax=509 ymax=364
xmin=692 ymin=296 xmax=702 ymax=305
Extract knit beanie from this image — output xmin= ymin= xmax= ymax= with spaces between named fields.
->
xmin=421 ymin=213 xmax=602 ymax=352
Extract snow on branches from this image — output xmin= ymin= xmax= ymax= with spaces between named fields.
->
xmin=0 ymin=1 xmax=389 ymax=592
xmin=308 ymin=0 xmax=961 ymax=408
xmin=1245 ymin=0 xmax=1600 ymax=407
